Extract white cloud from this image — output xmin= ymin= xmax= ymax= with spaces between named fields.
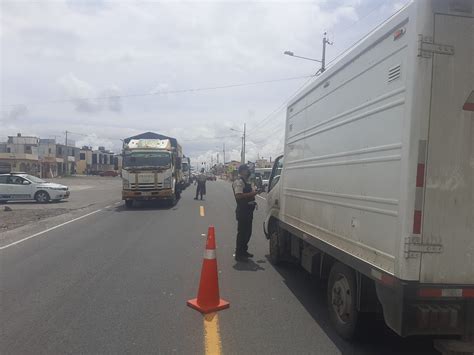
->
xmin=1 ymin=0 xmax=402 ymax=160
xmin=57 ymin=73 xmax=122 ymax=113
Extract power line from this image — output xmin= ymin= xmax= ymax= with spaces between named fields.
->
xmin=1 ymin=74 xmax=314 ymax=108
xmin=182 ymin=134 xmax=239 ymax=142
xmin=251 ymin=122 xmax=285 ymax=144
xmin=248 ymin=75 xmax=315 ymax=137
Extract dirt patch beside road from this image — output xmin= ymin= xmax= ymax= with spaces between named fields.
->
xmin=0 ymin=208 xmax=70 ymax=232
xmin=0 ymin=175 xmax=121 ymax=233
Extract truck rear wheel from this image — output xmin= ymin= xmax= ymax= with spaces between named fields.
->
xmin=327 ymin=262 xmax=359 ymax=340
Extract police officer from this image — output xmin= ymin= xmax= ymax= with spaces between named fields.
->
xmin=232 ymin=164 xmax=258 ymax=262
xmin=194 ymin=168 xmax=207 ymax=200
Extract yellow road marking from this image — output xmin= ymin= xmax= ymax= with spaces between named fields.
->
xmin=200 ymin=206 xmax=205 ymax=217
xmin=203 ymin=313 xmax=222 ymax=355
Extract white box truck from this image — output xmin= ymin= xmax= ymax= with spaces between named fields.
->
xmin=264 ymin=0 xmax=474 ymax=344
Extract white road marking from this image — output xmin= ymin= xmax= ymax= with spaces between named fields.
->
xmin=115 ymin=202 xmax=121 ymax=205
xmin=0 ymin=209 xmax=103 ymax=250
xmin=105 ymin=205 xmax=112 ymax=208
xmin=256 ymin=195 xmax=266 ymax=201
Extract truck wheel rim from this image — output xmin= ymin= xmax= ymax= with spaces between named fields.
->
xmin=331 ymin=274 xmax=352 ymax=324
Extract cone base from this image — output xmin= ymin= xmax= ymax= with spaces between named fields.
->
xmin=186 ymin=298 xmax=230 ymax=314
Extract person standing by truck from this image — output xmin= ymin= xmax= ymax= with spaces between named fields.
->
xmin=194 ymin=168 xmax=207 ymax=200
xmin=232 ymin=164 xmax=258 ymax=262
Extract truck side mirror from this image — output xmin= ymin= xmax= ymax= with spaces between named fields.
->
xmin=268 ymin=155 xmax=284 ymax=192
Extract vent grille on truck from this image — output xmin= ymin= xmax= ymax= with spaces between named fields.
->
xmin=388 ymin=65 xmax=401 ymax=82
xmin=131 ymin=182 xmax=163 ymax=190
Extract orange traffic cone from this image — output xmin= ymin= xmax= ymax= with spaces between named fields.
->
xmin=187 ymin=225 xmax=230 ymax=313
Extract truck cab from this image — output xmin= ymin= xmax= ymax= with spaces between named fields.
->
xmin=121 ymin=133 xmax=183 ymax=208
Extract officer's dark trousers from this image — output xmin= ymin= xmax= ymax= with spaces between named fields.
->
xmin=236 ymin=213 xmax=253 ymax=255
xmin=195 ymin=183 xmax=205 ymax=199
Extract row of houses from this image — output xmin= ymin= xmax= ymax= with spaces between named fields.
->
xmin=0 ymin=133 xmax=122 ymax=178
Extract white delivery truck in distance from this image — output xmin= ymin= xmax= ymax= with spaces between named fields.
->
xmin=264 ymin=0 xmax=473 ymax=345
xmin=122 ymin=132 xmax=185 ymax=208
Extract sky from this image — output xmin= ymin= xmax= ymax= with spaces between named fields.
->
xmin=0 ymin=0 xmax=407 ymax=166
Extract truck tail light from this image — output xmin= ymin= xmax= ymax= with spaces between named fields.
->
xmin=418 ymin=288 xmax=474 ymax=298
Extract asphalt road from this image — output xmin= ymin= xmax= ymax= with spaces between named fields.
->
xmin=1 ymin=180 xmax=439 ymax=354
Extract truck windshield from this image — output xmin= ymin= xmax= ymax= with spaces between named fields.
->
xmin=123 ymin=151 xmax=171 ymax=168
xmin=182 ymin=163 xmax=189 ymax=172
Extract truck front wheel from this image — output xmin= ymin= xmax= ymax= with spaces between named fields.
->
xmin=327 ymin=262 xmax=359 ymax=340
xmin=168 ymin=195 xmax=177 ymax=207
xmin=269 ymin=227 xmax=283 ymax=265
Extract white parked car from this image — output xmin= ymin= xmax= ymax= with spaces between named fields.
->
xmin=0 ymin=173 xmax=70 ymax=203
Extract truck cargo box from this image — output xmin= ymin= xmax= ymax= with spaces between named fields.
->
xmin=280 ymin=0 xmax=473 ymax=285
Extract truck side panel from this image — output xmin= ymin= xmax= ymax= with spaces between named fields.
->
xmin=283 ymin=11 xmax=412 ymax=275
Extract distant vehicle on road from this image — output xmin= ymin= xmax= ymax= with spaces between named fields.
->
xmin=0 ymin=173 xmax=70 ymax=203
xmin=121 ymin=132 xmax=186 ymax=208
xmin=254 ymin=167 xmax=272 ymax=191
xmin=265 ymin=0 xmax=474 ymax=343
xmin=99 ymin=170 xmax=119 ymax=177
xmin=206 ymin=174 xmax=216 ymax=181
xmin=181 ymin=156 xmax=191 ymax=187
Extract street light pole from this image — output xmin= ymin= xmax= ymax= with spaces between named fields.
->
xmin=243 ymin=123 xmax=246 ymax=164
xmin=223 ymin=143 xmax=226 ymax=165
xmin=321 ymin=32 xmax=333 ymax=73
xmin=230 ymin=126 xmax=246 ymax=164
xmin=65 ymin=130 xmax=69 ymax=175
xmin=284 ymin=32 xmax=332 ymax=74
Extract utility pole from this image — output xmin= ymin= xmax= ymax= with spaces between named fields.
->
xmin=241 ymin=123 xmax=246 ymax=164
xmin=243 ymin=123 xmax=246 ymax=164
xmin=321 ymin=32 xmax=333 ymax=73
xmin=223 ymin=143 xmax=226 ymax=166
xmin=65 ymin=130 xmax=69 ymax=175
xmin=284 ymin=32 xmax=332 ymax=74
